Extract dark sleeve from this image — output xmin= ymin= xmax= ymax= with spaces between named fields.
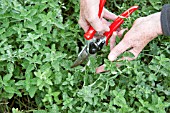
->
xmin=161 ymin=4 xmax=170 ymax=36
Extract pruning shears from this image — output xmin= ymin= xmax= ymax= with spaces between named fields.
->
xmin=71 ymin=0 xmax=138 ymax=68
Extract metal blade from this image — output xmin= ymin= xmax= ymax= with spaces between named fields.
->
xmin=71 ymin=45 xmax=89 ymax=68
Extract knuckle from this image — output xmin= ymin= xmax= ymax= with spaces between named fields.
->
xmin=78 ymin=19 xmax=83 ymax=26
xmin=87 ymin=16 xmax=97 ymax=23
xmin=95 ymin=27 xmax=103 ymax=32
xmin=123 ymin=37 xmax=131 ymax=45
xmin=114 ymin=47 xmax=122 ymax=54
xmin=135 ymin=18 xmax=141 ymax=23
xmin=133 ymin=17 xmax=145 ymax=25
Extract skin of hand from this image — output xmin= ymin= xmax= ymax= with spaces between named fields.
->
xmin=79 ymin=0 xmax=117 ymax=32
xmin=96 ymin=12 xmax=163 ymax=73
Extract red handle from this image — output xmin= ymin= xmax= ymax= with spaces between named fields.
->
xmin=104 ymin=6 xmax=139 ymax=45
xmin=84 ymin=0 xmax=106 ymax=40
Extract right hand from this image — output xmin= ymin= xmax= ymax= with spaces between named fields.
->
xmin=79 ymin=0 xmax=117 ymax=33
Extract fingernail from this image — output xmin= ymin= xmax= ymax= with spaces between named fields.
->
xmin=96 ymin=65 xmax=105 ymax=74
xmin=108 ymin=54 xmax=115 ymax=61
xmin=105 ymin=26 xmax=110 ymax=31
xmin=113 ymin=31 xmax=117 ymax=36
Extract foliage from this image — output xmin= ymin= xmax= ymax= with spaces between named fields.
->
xmin=0 ymin=0 xmax=169 ymax=113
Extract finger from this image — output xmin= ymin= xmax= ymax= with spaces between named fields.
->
xmin=101 ymin=18 xmax=111 ymax=26
xmin=108 ymin=39 xmax=132 ymax=61
xmin=89 ymin=17 xmax=109 ymax=32
xmin=96 ymin=63 xmax=122 ymax=74
xmin=110 ymin=31 xmax=117 ymax=50
xmin=103 ymin=8 xmax=118 ymax=20
xmin=79 ymin=1 xmax=89 ymax=32
xmin=117 ymin=28 xmax=128 ymax=37
xmin=95 ymin=18 xmax=111 ymax=35
xmin=83 ymin=0 xmax=109 ymax=32
xmin=85 ymin=9 xmax=110 ymax=32
xmin=78 ymin=18 xmax=89 ymax=32
xmin=96 ymin=64 xmax=106 ymax=74
xmin=121 ymin=57 xmax=135 ymax=61
xmin=94 ymin=19 xmax=110 ymax=35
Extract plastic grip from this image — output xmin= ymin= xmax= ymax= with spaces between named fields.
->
xmin=84 ymin=0 xmax=106 ymax=40
xmin=104 ymin=6 xmax=139 ymax=45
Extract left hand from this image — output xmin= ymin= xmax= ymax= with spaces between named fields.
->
xmin=96 ymin=12 xmax=163 ymax=73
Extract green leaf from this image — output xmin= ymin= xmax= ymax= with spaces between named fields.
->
xmin=28 ymin=86 xmax=37 ymax=98
xmin=33 ymin=110 xmax=47 ymax=113
xmin=24 ymin=20 xmax=36 ymax=31
xmin=45 ymin=79 xmax=53 ymax=85
xmin=148 ymin=74 xmax=157 ymax=81
xmin=15 ymin=80 xmax=25 ymax=86
xmin=52 ymin=61 xmax=60 ymax=71
xmin=7 ymin=62 xmax=14 ymax=73
xmin=1 ymin=18 xmax=9 ymax=28
xmin=122 ymin=51 xmax=135 ymax=58
xmin=54 ymin=72 xmax=62 ymax=84
xmin=3 ymin=74 xmax=12 ymax=82
xmin=54 ymin=21 xmax=65 ymax=29
xmin=0 ymin=28 xmax=6 ymax=34
xmin=78 ymin=86 xmax=95 ymax=105
xmin=80 ymin=103 xmax=86 ymax=113
xmin=4 ymin=86 xmax=15 ymax=94
xmin=113 ymin=89 xmax=127 ymax=107
xmin=12 ymin=108 xmax=23 ymax=113
xmin=25 ymin=74 xmax=30 ymax=91
xmin=149 ymin=65 xmax=159 ymax=71
xmin=53 ymin=92 xmax=62 ymax=104
xmin=37 ymin=79 xmax=43 ymax=86
xmin=26 ymin=64 xmax=34 ymax=74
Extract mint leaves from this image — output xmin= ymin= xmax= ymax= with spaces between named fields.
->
xmin=0 ymin=0 xmax=169 ymax=113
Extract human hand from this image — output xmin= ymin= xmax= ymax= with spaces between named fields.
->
xmin=96 ymin=12 xmax=163 ymax=73
xmin=79 ymin=0 xmax=117 ymax=33
xmin=108 ymin=12 xmax=162 ymax=61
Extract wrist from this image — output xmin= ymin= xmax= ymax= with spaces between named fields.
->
xmin=155 ymin=12 xmax=163 ymax=35
xmin=147 ymin=12 xmax=163 ymax=38
xmin=145 ymin=12 xmax=163 ymax=40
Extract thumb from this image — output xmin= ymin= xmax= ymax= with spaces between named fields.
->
xmin=103 ymin=8 xmax=118 ymax=20
xmin=108 ymin=39 xmax=131 ymax=61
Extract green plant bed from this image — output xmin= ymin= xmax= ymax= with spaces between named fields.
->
xmin=0 ymin=0 xmax=169 ymax=113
